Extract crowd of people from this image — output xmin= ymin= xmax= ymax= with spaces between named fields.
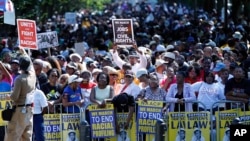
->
xmin=0 ymin=1 xmax=250 ymax=141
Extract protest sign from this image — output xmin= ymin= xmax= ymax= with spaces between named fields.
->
xmin=74 ymin=42 xmax=85 ymax=56
xmin=88 ymin=104 xmax=116 ymax=138
xmin=168 ymin=112 xmax=210 ymax=141
xmin=112 ymin=19 xmax=134 ymax=46
xmin=215 ymin=109 xmax=241 ymax=141
xmin=4 ymin=11 xmax=15 ymax=25
xmin=65 ymin=12 xmax=76 ymax=25
xmin=37 ymin=31 xmax=59 ymax=49
xmin=17 ymin=19 xmax=37 ymax=49
xmin=44 ymin=114 xmax=61 ymax=140
xmin=239 ymin=111 xmax=250 ymax=125
xmin=137 ymin=100 xmax=163 ymax=135
xmin=108 ymin=113 xmax=136 ymax=141
xmin=61 ymin=114 xmax=80 ymax=141
xmin=168 ymin=112 xmax=186 ymax=141
xmin=0 ymin=92 xmax=12 ymax=126
xmin=186 ymin=112 xmax=210 ymax=141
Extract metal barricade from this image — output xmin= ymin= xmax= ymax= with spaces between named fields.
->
xmin=84 ymin=103 xmax=116 ymax=141
xmin=43 ymin=103 xmax=82 ymax=141
xmin=164 ymin=101 xmax=209 ymax=141
xmin=210 ymin=100 xmax=247 ymax=141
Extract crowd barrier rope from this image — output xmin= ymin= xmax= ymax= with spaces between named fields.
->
xmin=0 ymin=91 xmax=249 ymax=141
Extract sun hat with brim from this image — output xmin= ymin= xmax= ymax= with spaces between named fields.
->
xmin=232 ymin=31 xmax=243 ymax=40
xmin=68 ymin=75 xmax=83 ymax=84
xmin=155 ymin=59 xmax=167 ymax=68
xmin=66 ymin=62 xmax=78 ymax=70
xmin=213 ymin=62 xmax=226 ymax=72
xmin=108 ymin=67 xmax=118 ymax=75
xmin=69 ymin=53 xmax=82 ymax=62
xmin=136 ymin=68 xmax=148 ymax=78
xmin=19 ymin=56 xmax=31 ymax=71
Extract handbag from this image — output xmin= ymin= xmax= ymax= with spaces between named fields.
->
xmin=1 ymin=107 xmax=15 ymax=121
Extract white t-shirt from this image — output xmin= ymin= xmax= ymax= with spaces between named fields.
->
xmin=33 ymin=89 xmax=48 ymax=114
xmin=191 ymin=82 xmax=225 ymax=109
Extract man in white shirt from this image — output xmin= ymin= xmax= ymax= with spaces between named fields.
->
xmin=120 ymin=70 xmax=141 ymax=99
xmin=111 ymin=43 xmax=147 ymax=74
xmin=33 ymin=89 xmax=48 ymax=141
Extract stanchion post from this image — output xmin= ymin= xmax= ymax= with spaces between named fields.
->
xmin=79 ymin=106 xmax=91 ymax=141
xmin=155 ymin=118 xmax=167 ymax=141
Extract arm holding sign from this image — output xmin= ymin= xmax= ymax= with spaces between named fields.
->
xmin=133 ymin=42 xmax=147 ymax=68
xmin=111 ymin=43 xmax=126 ymax=69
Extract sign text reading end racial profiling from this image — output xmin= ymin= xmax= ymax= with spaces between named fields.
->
xmin=89 ymin=104 xmax=116 ymax=138
xmin=137 ymin=101 xmax=163 ymax=134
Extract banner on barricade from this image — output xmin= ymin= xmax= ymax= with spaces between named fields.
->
xmin=61 ymin=114 xmax=80 ymax=141
xmin=44 ymin=114 xmax=61 ymax=140
xmin=107 ymin=113 xmax=136 ymax=141
xmin=215 ymin=109 xmax=241 ymax=141
xmin=112 ymin=19 xmax=134 ymax=46
xmin=17 ymin=19 xmax=38 ymax=50
xmin=137 ymin=100 xmax=163 ymax=140
xmin=239 ymin=111 xmax=250 ymax=125
xmin=37 ymin=31 xmax=59 ymax=49
xmin=168 ymin=112 xmax=210 ymax=141
xmin=88 ymin=104 xmax=116 ymax=138
xmin=0 ymin=92 xmax=12 ymax=126
xmin=168 ymin=112 xmax=187 ymax=141
xmin=186 ymin=112 xmax=210 ymax=141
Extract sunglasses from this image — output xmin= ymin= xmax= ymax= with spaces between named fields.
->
xmin=110 ymin=74 xmax=118 ymax=76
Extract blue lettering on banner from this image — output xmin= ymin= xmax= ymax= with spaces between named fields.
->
xmin=89 ymin=110 xmax=116 ymax=138
xmin=137 ymin=106 xmax=162 ymax=134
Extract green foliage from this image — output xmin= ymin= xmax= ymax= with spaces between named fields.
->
xmin=11 ymin=0 xmax=111 ymax=23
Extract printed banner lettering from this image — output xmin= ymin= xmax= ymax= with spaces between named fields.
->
xmin=61 ymin=114 xmax=80 ymax=141
xmin=215 ymin=109 xmax=241 ymax=141
xmin=44 ymin=114 xmax=61 ymax=140
xmin=137 ymin=100 xmax=163 ymax=134
xmin=112 ymin=19 xmax=134 ymax=46
xmin=17 ymin=19 xmax=37 ymax=49
xmin=88 ymin=104 xmax=116 ymax=138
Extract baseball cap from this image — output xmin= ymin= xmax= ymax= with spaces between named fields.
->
xmin=136 ymin=68 xmax=148 ymax=78
xmin=10 ymin=59 xmax=19 ymax=65
xmin=155 ymin=59 xmax=166 ymax=68
xmin=68 ymin=75 xmax=83 ymax=84
xmin=124 ymin=70 xmax=134 ymax=77
xmin=163 ymin=52 xmax=175 ymax=60
xmin=213 ymin=62 xmax=226 ymax=72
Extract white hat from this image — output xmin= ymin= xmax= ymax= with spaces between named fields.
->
xmin=166 ymin=44 xmax=174 ymax=51
xmin=136 ymin=68 xmax=148 ymax=78
xmin=163 ymin=52 xmax=175 ymax=60
xmin=92 ymin=68 xmax=102 ymax=74
xmin=156 ymin=45 xmax=166 ymax=52
xmin=232 ymin=31 xmax=243 ymax=40
xmin=70 ymin=53 xmax=82 ymax=62
xmin=155 ymin=59 xmax=166 ymax=68
xmin=68 ymin=75 xmax=83 ymax=84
